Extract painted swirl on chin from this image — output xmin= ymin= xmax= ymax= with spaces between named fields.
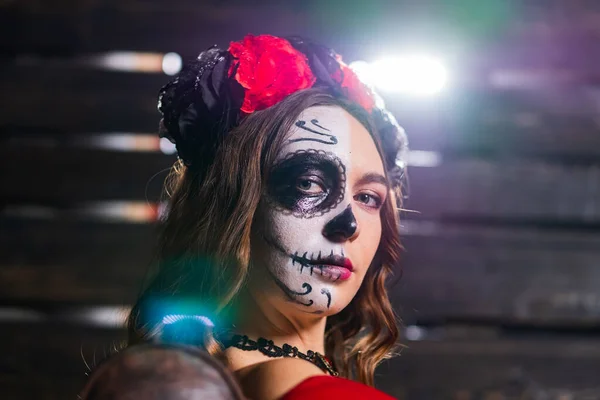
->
xmin=267 ymin=269 xmax=314 ymax=308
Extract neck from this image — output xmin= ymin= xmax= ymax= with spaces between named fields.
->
xmin=231 ymin=289 xmax=327 ymax=354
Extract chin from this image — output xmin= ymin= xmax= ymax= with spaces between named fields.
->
xmin=324 ymin=304 xmax=347 ymax=316
xmin=316 ymin=301 xmax=351 ymax=316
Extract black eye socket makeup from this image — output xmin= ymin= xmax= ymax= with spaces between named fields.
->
xmin=267 ymin=149 xmax=346 ymax=219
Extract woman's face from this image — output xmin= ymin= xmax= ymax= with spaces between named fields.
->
xmin=250 ymin=105 xmax=388 ymax=316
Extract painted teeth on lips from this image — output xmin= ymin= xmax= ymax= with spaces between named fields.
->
xmin=318 ymin=265 xmax=353 ymax=281
xmin=310 ymin=254 xmax=353 ymax=271
xmin=309 ymin=255 xmax=353 ymax=281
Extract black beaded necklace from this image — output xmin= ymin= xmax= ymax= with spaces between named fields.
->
xmin=225 ymin=334 xmax=339 ymax=377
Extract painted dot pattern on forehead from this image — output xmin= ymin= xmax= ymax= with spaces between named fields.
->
xmin=266 ymin=149 xmax=346 ymax=219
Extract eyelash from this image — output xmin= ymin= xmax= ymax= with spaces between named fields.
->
xmin=354 ymin=192 xmax=383 ymax=209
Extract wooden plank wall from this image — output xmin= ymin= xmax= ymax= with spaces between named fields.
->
xmin=2 ymin=1 xmax=600 ymax=398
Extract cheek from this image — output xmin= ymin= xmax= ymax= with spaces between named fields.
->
xmin=267 ymin=212 xmax=325 ymax=246
xmin=357 ymin=213 xmax=382 ymax=262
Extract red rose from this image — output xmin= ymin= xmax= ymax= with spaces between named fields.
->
xmin=339 ymin=63 xmax=375 ymax=112
xmin=229 ymin=34 xmax=316 ymax=113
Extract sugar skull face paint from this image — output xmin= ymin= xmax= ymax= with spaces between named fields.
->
xmin=250 ymin=106 xmax=388 ymax=315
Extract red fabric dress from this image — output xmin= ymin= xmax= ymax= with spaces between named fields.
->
xmin=280 ymin=375 xmax=396 ymax=400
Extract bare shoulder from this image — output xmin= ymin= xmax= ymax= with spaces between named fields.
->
xmin=236 ymin=358 xmax=325 ymax=400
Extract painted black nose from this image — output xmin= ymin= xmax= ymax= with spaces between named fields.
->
xmin=322 ymin=205 xmax=358 ymax=241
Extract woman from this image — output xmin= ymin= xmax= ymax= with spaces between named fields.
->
xmin=127 ymin=34 xmax=408 ymax=399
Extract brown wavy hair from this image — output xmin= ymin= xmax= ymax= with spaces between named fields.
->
xmin=127 ymin=88 xmax=403 ymax=386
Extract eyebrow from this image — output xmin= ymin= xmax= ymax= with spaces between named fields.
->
xmin=355 ymin=172 xmax=389 ymax=189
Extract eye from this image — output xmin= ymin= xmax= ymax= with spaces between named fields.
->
xmin=355 ymin=192 xmax=383 ymax=209
xmin=296 ymin=177 xmax=326 ymax=195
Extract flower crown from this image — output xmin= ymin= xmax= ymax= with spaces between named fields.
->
xmin=158 ymin=34 xmax=408 ymax=193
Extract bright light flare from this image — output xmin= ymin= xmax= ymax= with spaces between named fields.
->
xmin=89 ymin=51 xmax=182 ymax=75
xmin=72 ymin=306 xmax=130 ymax=328
xmin=405 ymin=325 xmax=426 ymax=341
xmin=85 ymin=133 xmax=159 ymax=152
xmin=162 ymin=314 xmax=215 ymax=327
xmin=351 ymin=55 xmax=448 ymax=96
xmin=159 ymin=137 xmax=177 ymax=155
xmin=78 ymin=201 xmax=159 ymax=223
xmin=162 ymin=52 xmax=183 ymax=76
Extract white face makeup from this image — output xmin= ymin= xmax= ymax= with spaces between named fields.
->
xmin=250 ymin=105 xmax=388 ymax=315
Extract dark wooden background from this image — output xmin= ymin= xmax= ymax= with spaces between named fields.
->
xmin=2 ymin=0 xmax=600 ymax=398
